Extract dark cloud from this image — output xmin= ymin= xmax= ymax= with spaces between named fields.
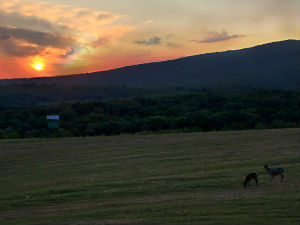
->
xmin=135 ymin=36 xmax=162 ymax=46
xmin=60 ymin=47 xmax=75 ymax=58
xmin=135 ymin=35 xmax=179 ymax=47
xmin=0 ymin=11 xmax=70 ymax=34
xmin=191 ymin=31 xmax=244 ymax=43
xmin=97 ymin=13 xmax=112 ymax=21
xmin=0 ymin=26 xmax=74 ymax=57
xmin=0 ymin=26 xmax=74 ymax=49
xmin=0 ymin=11 xmax=73 ymax=57
xmin=0 ymin=39 xmax=44 ymax=57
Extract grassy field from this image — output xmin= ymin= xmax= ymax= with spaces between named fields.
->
xmin=0 ymin=129 xmax=299 ymax=225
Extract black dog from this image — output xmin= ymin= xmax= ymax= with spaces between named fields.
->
xmin=243 ymin=173 xmax=258 ymax=187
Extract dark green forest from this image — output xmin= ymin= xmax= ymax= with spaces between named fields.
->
xmin=0 ymin=84 xmax=258 ymax=106
xmin=0 ymin=89 xmax=299 ymax=139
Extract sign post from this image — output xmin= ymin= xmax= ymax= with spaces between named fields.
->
xmin=46 ymin=115 xmax=59 ymax=138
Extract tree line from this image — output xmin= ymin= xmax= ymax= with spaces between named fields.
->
xmin=0 ymin=89 xmax=299 ymax=139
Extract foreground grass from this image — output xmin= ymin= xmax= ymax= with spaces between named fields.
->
xmin=0 ymin=129 xmax=299 ymax=225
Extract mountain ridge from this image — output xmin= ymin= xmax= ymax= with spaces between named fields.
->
xmin=0 ymin=39 xmax=299 ymax=90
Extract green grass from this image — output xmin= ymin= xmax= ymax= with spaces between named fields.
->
xmin=0 ymin=129 xmax=299 ymax=224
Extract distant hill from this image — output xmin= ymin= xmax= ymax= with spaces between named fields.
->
xmin=0 ymin=40 xmax=299 ymax=90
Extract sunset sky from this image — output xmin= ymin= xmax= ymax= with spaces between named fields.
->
xmin=0 ymin=0 xmax=299 ymax=79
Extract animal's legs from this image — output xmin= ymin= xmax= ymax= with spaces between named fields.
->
xmin=280 ymin=174 xmax=284 ymax=182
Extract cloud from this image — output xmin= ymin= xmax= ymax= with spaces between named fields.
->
xmin=0 ymin=11 xmax=70 ymax=34
xmin=91 ymin=25 xmax=135 ymax=49
xmin=0 ymin=0 xmax=124 ymax=33
xmin=60 ymin=47 xmax=75 ymax=58
xmin=0 ymin=38 xmax=44 ymax=57
xmin=134 ymin=35 xmax=179 ymax=48
xmin=96 ymin=12 xmax=117 ymax=21
xmin=135 ymin=36 xmax=162 ymax=46
xmin=0 ymin=26 xmax=74 ymax=49
xmin=0 ymin=25 xmax=74 ymax=57
xmin=92 ymin=37 xmax=110 ymax=47
xmin=191 ymin=31 xmax=245 ymax=43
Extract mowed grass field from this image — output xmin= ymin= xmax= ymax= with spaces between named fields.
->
xmin=0 ymin=129 xmax=299 ymax=225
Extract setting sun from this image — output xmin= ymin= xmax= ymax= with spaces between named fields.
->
xmin=33 ymin=63 xmax=44 ymax=71
xmin=30 ymin=57 xmax=46 ymax=72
